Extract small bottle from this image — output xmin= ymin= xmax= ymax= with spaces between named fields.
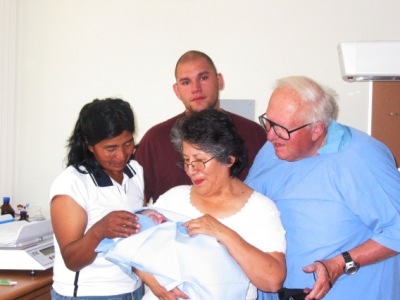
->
xmin=19 ymin=210 xmax=28 ymax=221
xmin=1 ymin=197 xmax=16 ymax=218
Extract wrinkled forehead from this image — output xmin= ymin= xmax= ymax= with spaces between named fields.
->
xmin=267 ymin=87 xmax=309 ymax=125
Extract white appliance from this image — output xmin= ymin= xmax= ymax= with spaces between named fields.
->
xmin=0 ymin=219 xmax=54 ymax=271
xmin=338 ymin=41 xmax=400 ymax=82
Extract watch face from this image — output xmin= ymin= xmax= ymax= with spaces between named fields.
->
xmin=343 ymin=251 xmax=359 ymax=275
xmin=346 ymin=266 xmax=358 ymax=274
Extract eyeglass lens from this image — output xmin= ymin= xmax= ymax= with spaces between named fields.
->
xmin=187 ymin=161 xmax=205 ymax=170
xmin=259 ymin=114 xmax=312 ymax=140
xmin=259 ymin=115 xmax=290 ymax=140
xmin=178 ymin=157 xmax=215 ymax=171
xmin=265 ymin=120 xmax=290 ymax=139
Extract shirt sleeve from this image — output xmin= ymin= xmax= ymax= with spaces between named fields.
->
xmin=335 ymin=135 xmax=400 ymax=252
xmin=49 ymin=168 xmax=89 ymax=210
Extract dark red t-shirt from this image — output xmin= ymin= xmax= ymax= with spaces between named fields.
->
xmin=135 ymin=111 xmax=266 ymax=202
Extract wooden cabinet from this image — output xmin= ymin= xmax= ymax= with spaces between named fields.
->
xmin=372 ymin=82 xmax=400 ymax=167
xmin=0 ymin=268 xmax=52 ymax=300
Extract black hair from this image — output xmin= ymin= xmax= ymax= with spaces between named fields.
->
xmin=170 ymin=109 xmax=247 ymax=177
xmin=66 ymin=98 xmax=135 ymax=175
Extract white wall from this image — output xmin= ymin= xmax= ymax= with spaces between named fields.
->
xmin=0 ymin=0 xmax=16 ymax=203
xmin=9 ymin=0 xmax=400 ymax=218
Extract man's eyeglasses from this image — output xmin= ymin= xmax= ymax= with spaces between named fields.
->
xmin=177 ymin=157 xmax=215 ymax=171
xmin=258 ymin=114 xmax=312 ymax=140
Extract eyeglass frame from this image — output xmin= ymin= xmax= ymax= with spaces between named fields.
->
xmin=177 ymin=156 xmax=215 ymax=172
xmin=258 ymin=114 xmax=312 ymax=140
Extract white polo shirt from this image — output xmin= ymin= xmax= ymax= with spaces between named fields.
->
xmin=49 ymin=160 xmax=144 ymax=297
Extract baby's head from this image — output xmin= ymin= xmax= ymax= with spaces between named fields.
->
xmin=136 ymin=209 xmax=167 ymax=225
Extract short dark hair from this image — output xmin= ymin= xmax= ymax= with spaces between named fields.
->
xmin=66 ymin=98 xmax=135 ymax=174
xmin=174 ymin=50 xmax=217 ymax=78
xmin=170 ymin=109 xmax=247 ymax=177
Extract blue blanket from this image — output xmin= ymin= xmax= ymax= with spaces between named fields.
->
xmin=96 ymin=208 xmax=249 ymax=300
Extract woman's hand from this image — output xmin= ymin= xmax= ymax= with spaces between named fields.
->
xmin=92 ymin=210 xmax=141 ymax=239
xmin=152 ymin=286 xmax=189 ymax=300
xmin=51 ymin=195 xmax=141 ymax=271
xmin=135 ymin=270 xmax=188 ymax=300
xmin=182 ymin=214 xmax=229 ymax=241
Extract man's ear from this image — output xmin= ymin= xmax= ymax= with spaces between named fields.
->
xmin=311 ymin=121 xmax=326 ymax=141
xmin=217 ymin=73 xmax=225 ymax=91
xmin=173 ymin=83 xmax=181 ymax=100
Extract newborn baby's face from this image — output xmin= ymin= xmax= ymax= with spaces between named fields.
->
xmin=137 ymin=209 xmax=167 ymax=224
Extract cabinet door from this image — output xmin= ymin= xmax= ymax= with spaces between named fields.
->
xmin=17 ymin=284 xmax=51 ymax=300
xmin=372 ymin=82 xmax=400 ymax=168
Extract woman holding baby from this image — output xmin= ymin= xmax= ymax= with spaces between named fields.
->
xmin=49 ymin=98 xmax=145 ymax=299
xmin=137 ymin=109 xmax=286 ymax=300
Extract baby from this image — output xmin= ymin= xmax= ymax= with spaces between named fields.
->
xmin=136 ymin=208 xmax=168 ymax=225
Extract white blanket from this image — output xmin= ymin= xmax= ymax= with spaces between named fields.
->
xmin=96 ymin=208 xmax=249 ymax=300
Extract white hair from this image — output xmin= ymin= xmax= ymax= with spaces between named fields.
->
xmin=274 ymin=76 xmax=339 ymax=126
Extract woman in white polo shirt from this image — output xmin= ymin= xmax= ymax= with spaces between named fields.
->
xmin=50 ymin=98 xmax=144 ymax=299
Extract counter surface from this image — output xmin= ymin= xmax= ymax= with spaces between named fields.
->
xmin=0 ymin=268 xmax=52 ymax=300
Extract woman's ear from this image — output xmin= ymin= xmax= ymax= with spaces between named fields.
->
xmin=85 ymin=138 xmax=94 ymax=153
xmin=228 ymin=155 xmax=236 ymax=167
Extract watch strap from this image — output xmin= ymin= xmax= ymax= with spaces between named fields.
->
xmin=342 ymin=251 xmax=360 ymax=274
xmin=342 ymin=251 xmax=353 ymax=263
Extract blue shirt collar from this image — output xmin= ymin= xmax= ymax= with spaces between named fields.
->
xmin=317 ymin=120 xmax=352 ymax=155
xmin=270 ymin=120 xmax=352 ymax=159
